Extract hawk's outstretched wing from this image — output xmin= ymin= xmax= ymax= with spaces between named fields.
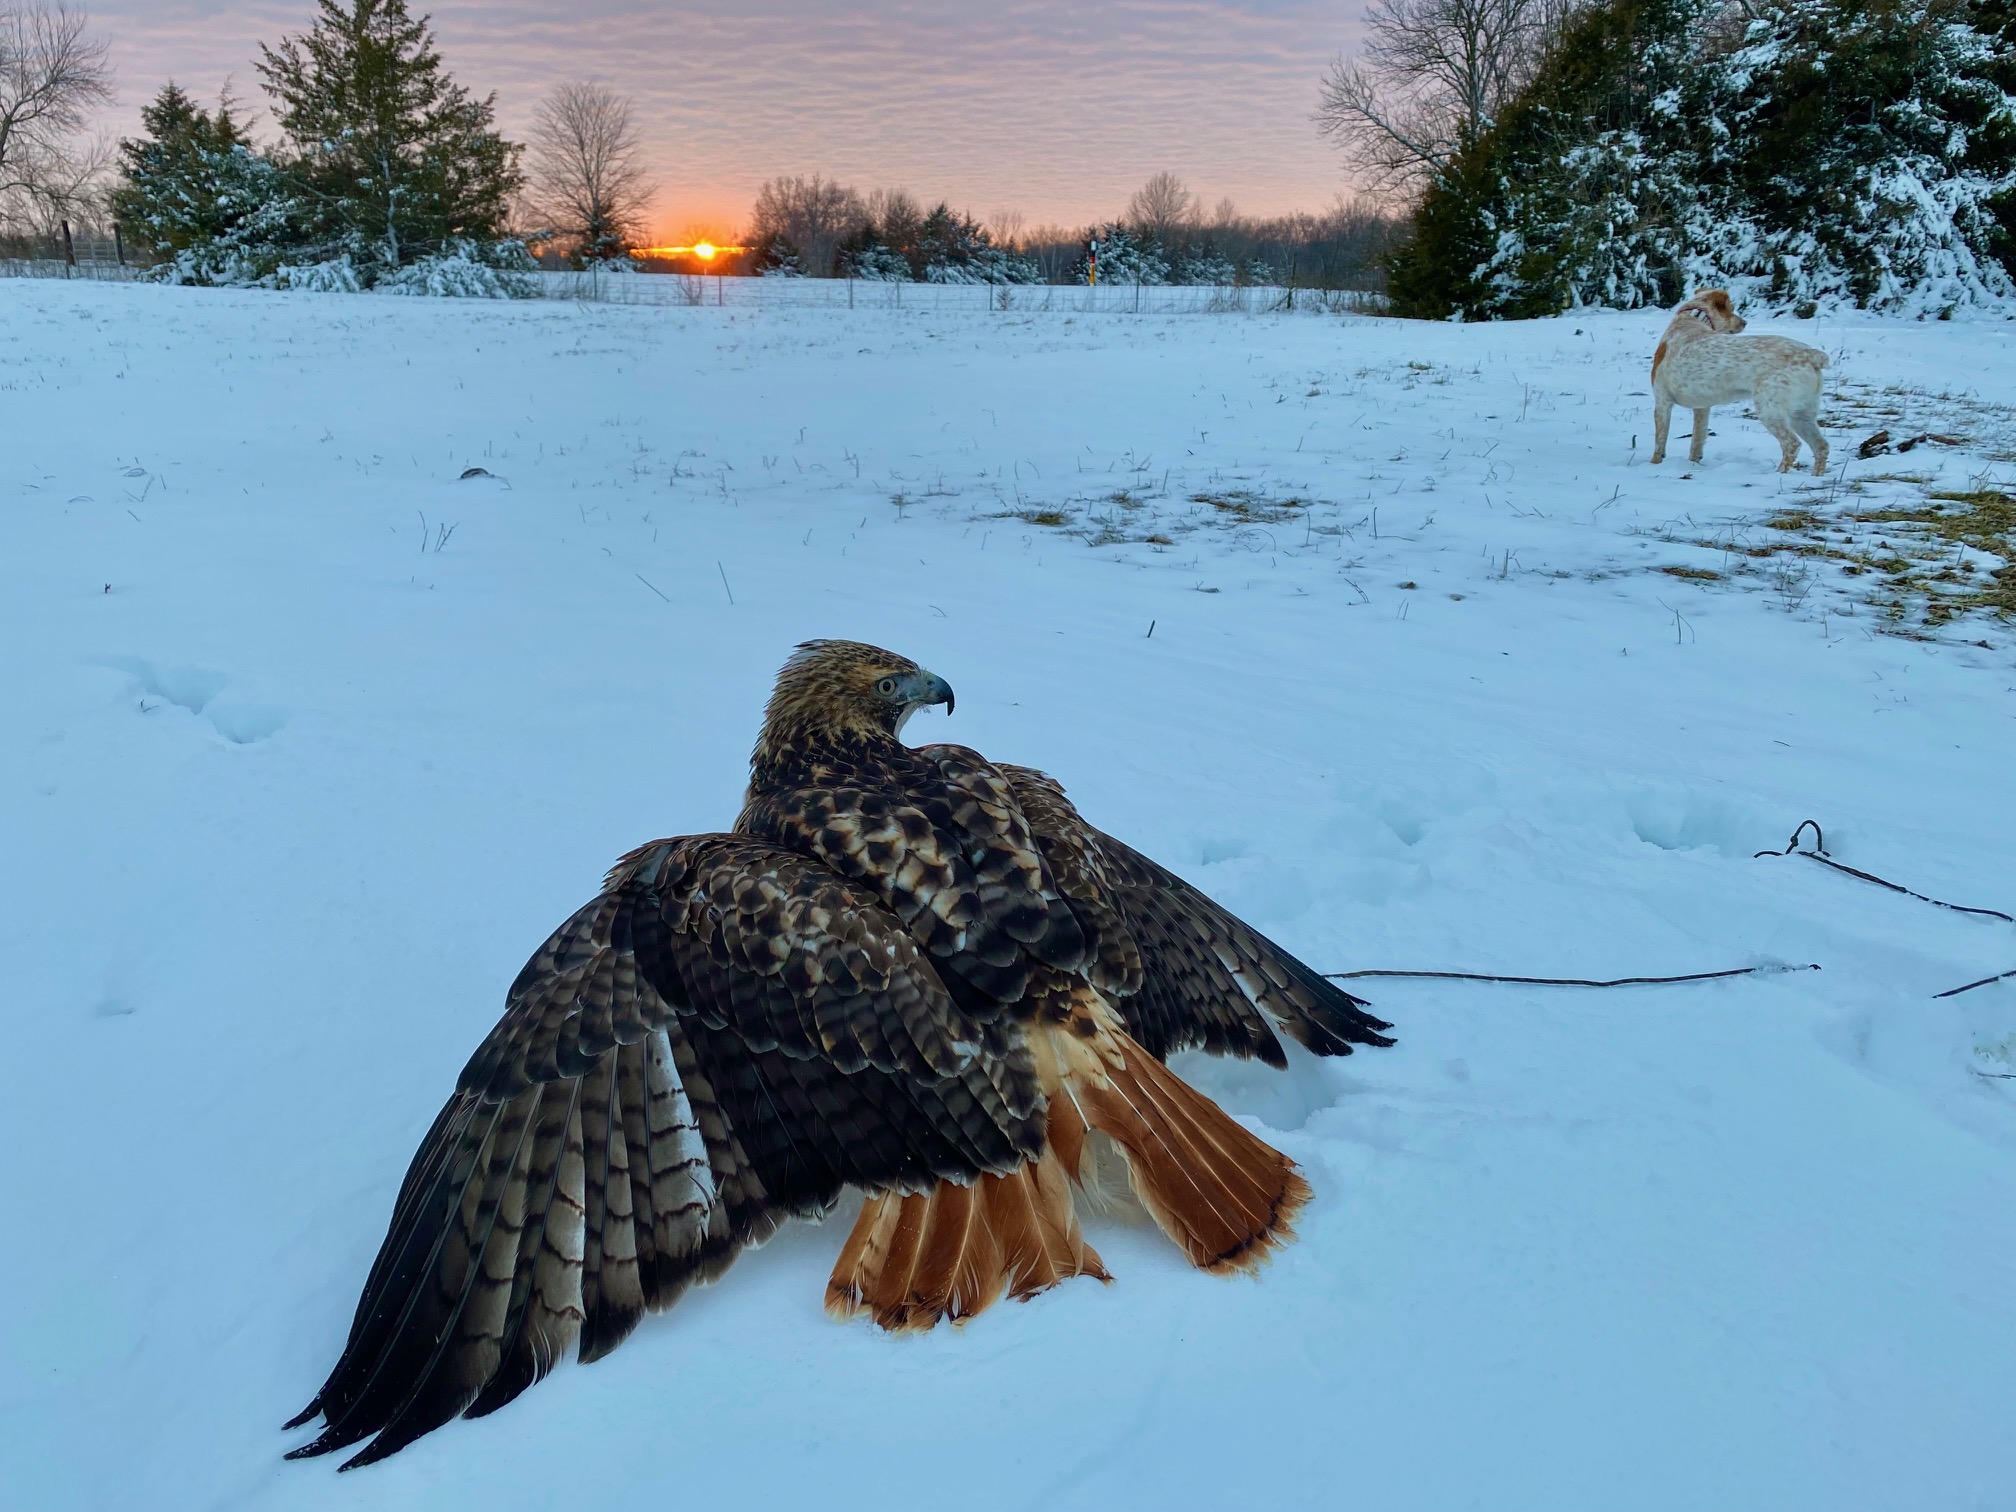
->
xmin=993 ymin=763 xmax=1395 ymax=1066
xmin=286 ymin=834 xmax=1040 ymax=1471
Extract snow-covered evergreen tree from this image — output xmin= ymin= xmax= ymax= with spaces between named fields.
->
xmin=916 ymin=204 xmax=1040 ymax=283
xmin=1393 ymin=0 xmax=2016 ymax=317
xmin=1677 ymin=0 xmax=2016 ymax=313
xmin=1175 ymin=250 xmax=1239 ymax=284
xmin=255 ymin=0 xmax=523 ymax=283
xmin=112 ymin=84 xmax=305 ymax=285
xmin=1076 ymin=225 xmax=1170 ymax=284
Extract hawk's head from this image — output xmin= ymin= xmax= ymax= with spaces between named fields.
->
xmin=756 ymin=640 xmax=955 ymax=758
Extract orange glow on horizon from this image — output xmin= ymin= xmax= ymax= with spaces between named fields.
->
xmin=634 ymin=242 xmax=747 ymax=260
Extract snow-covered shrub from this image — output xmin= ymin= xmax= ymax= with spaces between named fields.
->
xmin=377 ymin=239 xmax=538 ymax=298
xmin=271 ymin=255 xmax=364 ymax=293
xmin=759 ymin=242 xmax=807 ymax=277
xmin=923 ymin=247 xmax=1043 ymax=284
xmin=844 ymin=243 xmax=910 ymax=280
xmin=1176 ymin=252 xmax=1239 ymax=285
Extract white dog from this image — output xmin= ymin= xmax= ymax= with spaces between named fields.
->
xmin=1649 ymin=289 xmax=1829 ymax=474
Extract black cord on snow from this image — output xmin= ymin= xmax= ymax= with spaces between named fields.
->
xmin=1753 ymin=819 xmax=2014 ymax=1000
xmin=1936 ymin=968 xmax=2016 ymax=1000
xmin=1323 ymin=964 xmax=1820 ymax=989
xmin=1754 ymin=820 xmax=2015 ymax=924
xmin=1322 ymin=818 xmax=2016 ymax=1000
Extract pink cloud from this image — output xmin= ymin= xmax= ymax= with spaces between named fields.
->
xmin=90 ymin=0 xmax=1369 ymax=236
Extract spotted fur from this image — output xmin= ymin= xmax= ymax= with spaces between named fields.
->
xmin=1650 ymin=288 xmax=1830 ymax=474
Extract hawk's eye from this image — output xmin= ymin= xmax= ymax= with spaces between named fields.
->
xmin=875 ymin=677 xmax=898 ymax=697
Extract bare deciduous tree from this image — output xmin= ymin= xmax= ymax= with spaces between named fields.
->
xmin=1315 ymin=0 xmax=1573 ymax=196
xmin=1124 ymin=171 xmax=1197 ymax=242
xmin=746 ymin=173 xmax=865 ymax=276
xmin=984 ymin=207 xmax=1025 ymax=248
xmin=1019 ymin=221 xmax=1080 ymax=282
xmin=525 ymin=80 xmax=653 ymax=262
xmin=0 ymin=2 xmax=111 ymax=229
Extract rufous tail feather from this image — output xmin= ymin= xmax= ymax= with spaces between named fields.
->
xmin=825 ymin=1157 xmax=1108 ymax=1331
xmin=1048 ymin=1020 xmax=1310 ymax=1275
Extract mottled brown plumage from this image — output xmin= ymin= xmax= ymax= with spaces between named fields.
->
xmin=286 ymin=639 xmax=1392 ymax=1469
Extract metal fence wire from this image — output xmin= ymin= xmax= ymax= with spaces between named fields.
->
xmin=535 ymin=270 xmax=1386 ymax=316
xmin=0 ymin=252 xmax=1384 ymax=314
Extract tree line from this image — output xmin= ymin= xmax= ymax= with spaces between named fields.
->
xmin=6 ymin=0 xmax=1404 ymax=292
xmin=735 ymin=170 xmax=1405 ymax=288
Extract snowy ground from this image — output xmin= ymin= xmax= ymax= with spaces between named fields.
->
xmin=5 ymin=280 xmax=2015 ymax=1512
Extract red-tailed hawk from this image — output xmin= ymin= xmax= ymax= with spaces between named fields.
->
xmin=286 ymin=640 xmax=1393 ymax=1469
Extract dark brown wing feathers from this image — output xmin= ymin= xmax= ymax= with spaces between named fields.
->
xmin=294 ymin=698 xmax=1394 ymax=1469
xmin=991 ymin=762 xmax=1394 ymax=1063
xmin=288 ymin=834 xmax=1042 ymax=1469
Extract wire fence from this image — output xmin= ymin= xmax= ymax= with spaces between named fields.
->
xmin=0 ymin=252 xmax=1385 ymax=315
xmin=0 ymin=257 xmax=145 ymax=281
xmin=534 ymin=269 xmax=1387 ymax=317
xmin=0 ymin=223 xmax=145 ymax=281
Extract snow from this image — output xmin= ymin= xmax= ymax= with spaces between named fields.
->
xmin=4 ymin=280 xmax=2014 ymax=1511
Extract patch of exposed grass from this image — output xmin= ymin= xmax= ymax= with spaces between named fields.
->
xmin=1739 ymin=488 xmax=2015 ymax=626
xmin=982 ymin=485 xmax=1334 ymax=556
xmin=1190 ymin=489 xmax=1308 ymax=524
xmin=1660 ymin=564 xmax=1723 ymax=582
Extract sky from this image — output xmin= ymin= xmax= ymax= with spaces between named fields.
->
xmin=91 ymin=0 xmax=1368 ymax=240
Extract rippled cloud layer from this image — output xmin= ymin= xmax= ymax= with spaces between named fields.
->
xmin=92 ymin=0 xmax=1366 ymax=236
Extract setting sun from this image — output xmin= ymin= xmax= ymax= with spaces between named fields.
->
xmin=633 ymin=242 xmax=747 ymax=261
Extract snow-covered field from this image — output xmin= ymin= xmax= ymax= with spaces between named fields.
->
xmin=5 ymin=280 xmax=2014 ymax=1512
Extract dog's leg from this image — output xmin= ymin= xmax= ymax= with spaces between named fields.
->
xmin=1762 ymin=415 xmax=1799 ymax=472
xmin=1688 ymin=408 xmax=1711 ymax=463
xmin=1791 ymin=412 xmax=1828 ymax=474
xmin=1651 ymin=395 xmax=1672 ymax=464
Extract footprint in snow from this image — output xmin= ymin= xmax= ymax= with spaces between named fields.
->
xmin=1620 ymin=782 xmax=1774 ymax=858
xmin=92 ymin=654 xmax=286 ymax=745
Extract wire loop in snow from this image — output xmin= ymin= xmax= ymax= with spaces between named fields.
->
xmin=1751 ymin=819 xmax=2014 ymax=999
xmin=1753 ymin=819 xmax=2015 ymax=924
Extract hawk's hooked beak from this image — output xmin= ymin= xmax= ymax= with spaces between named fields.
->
xmin=911 ymin=670 xmax=955 ymax=716
xmin=891 ymin=669 xmax=953 ymax=739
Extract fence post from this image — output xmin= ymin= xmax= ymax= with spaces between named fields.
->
xmin=113 ymin=225 xmax=126 ymax=266
xmin=62 ymin=220 xmax=77 ymax=277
